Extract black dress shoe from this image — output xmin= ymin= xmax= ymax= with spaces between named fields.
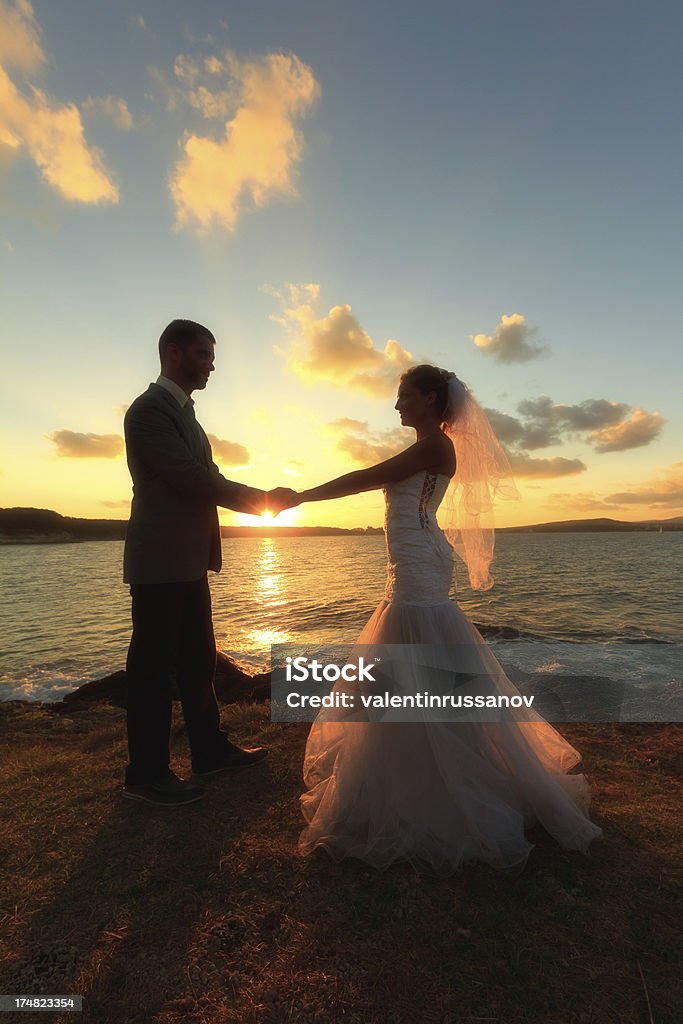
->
xmin=123 ymin=770 xmax=205 ymax=806
xmin=192 ymin=745 xmax=268 ymax=776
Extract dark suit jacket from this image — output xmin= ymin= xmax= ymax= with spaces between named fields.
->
xmin=123 ymin=383 xmax=249 ymax=584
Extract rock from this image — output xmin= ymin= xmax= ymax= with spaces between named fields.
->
xmin=213 ymin=652 xmax=271 ymax=703
xmin=49 ymin=653 xmax=271 ymax=713
xmin=55 ymin=671 xmax=128 ymax=711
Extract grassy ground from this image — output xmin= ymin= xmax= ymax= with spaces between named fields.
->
xmin=0 ymin=700 xmax=680 ymax=1024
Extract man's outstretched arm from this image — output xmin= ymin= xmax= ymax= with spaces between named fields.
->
xmin=125 ymin=403 xmax=267 ymax=515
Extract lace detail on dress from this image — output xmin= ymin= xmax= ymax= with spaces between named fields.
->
xmin=418 ymin=472 xmax=438 ymax=528
xmin=383 ymin=471 xmax=453 ymax=605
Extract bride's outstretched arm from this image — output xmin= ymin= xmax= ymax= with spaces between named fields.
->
xmin=299 ymin=435 xmax=449 ymax=503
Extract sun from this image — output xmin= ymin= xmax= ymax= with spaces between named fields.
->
xmin=231 ymin=506 xmax=301 ymax=527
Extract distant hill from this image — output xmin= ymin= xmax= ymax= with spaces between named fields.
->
xmin=0 ymin=508 xmax=382 ymax=543
xmin=0 ymin=508 xmax=127 ymax=543
xmin=498 ymin=516 xmax=683 ymax=533
xmin=0 ymin=507 xmax=681 ymax=544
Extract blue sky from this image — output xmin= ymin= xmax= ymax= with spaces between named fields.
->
xmin=1 ymin=0 xmax=681 ymax=527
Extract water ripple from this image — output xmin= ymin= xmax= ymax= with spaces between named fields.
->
xmin=1 ymin=532 xmax=681 ymax=700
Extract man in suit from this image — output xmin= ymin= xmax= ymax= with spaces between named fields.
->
xmin=122 ymin=319 xmax=295 ymax=806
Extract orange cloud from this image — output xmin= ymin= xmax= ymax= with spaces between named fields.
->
xmin=589 ymin=409 xmax=665 ymax=453
xmin=471 ymin=313 xmax=549 ymax=363
xmin=604 ymin=461 xmax=683 ymax=508
xmin=507 ymin=453 xmax=587 ymax=478
xmin=0 ymin=2 xmax=119 ymax=205
xmin=327 ymin=418 xmax=405 ymax=464
xmin=49 ymin=431 xmax=124 ymax=458
xmin=272 ymin=283 xmax=414 ymax=398
xmin=171 ymin=53 xmax=237 ymax=119
xmin=0 ymin=0 xmax=45 ymax=74
xmin=101 ymin=499 xmax=131 ymax=509
xmin=170 ymin=52 xmax=319 ymax=232
xmin=544 ymin=491 xmax=627 ymax=512
xmin=205 ymin=434 xmax=250 ymax=468
xmin=82 ymin=95 xmax=133 ymax=131
xmin=545 ymin=463 xmax=683 ymax=516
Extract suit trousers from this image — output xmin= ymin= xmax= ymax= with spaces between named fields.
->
xmin=124 ymin=574 xmax=232 ymax=784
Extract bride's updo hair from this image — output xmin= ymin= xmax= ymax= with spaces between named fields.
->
xmin=400 ymin=363 xmax=465 ymax=423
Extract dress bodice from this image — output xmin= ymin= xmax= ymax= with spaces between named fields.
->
xmin=383 ymin=471 xmax=451 ymax=534
xmin=382 ymin=471 xmax=454 ymax=605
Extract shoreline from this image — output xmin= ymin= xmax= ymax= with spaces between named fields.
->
xmin=2 ymin=653 xmax=682 ymax=724
xmin=3 ymin=524 xmax=682 ymax=546
xmin=2 ymin=506 xmax=682 ymax=546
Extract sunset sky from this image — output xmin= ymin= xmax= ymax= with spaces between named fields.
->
xmin=2 ymin=0 xmax=682 ymax=529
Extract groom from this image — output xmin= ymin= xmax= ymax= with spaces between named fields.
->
xmin=122 ymin=318 xmax=296 ymax=806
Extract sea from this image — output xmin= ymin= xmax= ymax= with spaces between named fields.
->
xmin=1 ymin=533 xmax=681 ymax=719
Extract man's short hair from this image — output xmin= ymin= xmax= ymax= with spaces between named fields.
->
xmin=158 ymin=319 xmax=215 ymax=359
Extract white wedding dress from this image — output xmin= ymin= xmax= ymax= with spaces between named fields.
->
xmin=298 ymin=470 xmax=604 ymax=873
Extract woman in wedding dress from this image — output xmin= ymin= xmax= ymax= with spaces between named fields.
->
xmin=288 ymin=365 xmax=603 ymax=874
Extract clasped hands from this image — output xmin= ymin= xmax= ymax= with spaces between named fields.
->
xmin=259 ymin=487 xmax=301 ymax=517
xmin=266 ymin=486 xmax=301 ymax=516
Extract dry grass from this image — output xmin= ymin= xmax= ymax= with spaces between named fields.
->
xmin=0 ymin=701 xmax=681 ymax=1024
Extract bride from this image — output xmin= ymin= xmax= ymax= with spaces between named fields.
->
xmin=278 ymin=364 xmax=603 ymax=873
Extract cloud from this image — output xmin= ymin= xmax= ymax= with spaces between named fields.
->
xmin=0 ymin=69 xmax=119 ymax=202
xmin=484 ymin=404 xmax=573 ymax=451
xmin=481 ymin=408 xmax=528 ymax=447
xmin=205 ymin=56 xmax=224 ymax=75
xmin=183 ymin=83 xmax=234 ymax=120
xmin=544 ymin=463 xmax=683 ymax=516
xmin=480 ymin=392 xmax=665 ymax=484
xmin=169 ymin=54 xmax=240 ymax=119
xmin=0 ymin=4 xmax=119 ymax=205
xmin=603 ymin=461 xmax=683 ymax=508
xmin=0 ymin=0 xmax=45 ymax=74
xmin=589 ymin=409 xmax=665 ymax=453
xmin=146 ymin=65 xmax=178 ymax=111
xmin=327 ymin=418 xmax=406 ymax=465
xmin=206 ymin=434 xmax=250 ymax=467
xmin=517 ymin=395 xmax=629 ymax=434
xmin=543 ymin=491 xmax=629 ymax=512
xmin=82 ymin=95 xmax=134 ymax=131
xmin=49 ymin=431 xmax=124 ymax=458
xmin=507 ymin=453 xmax=587 ymax=478
xmin=493 ymin=395 xmax=665 ymax=454
xmin=169 ymin=51 xmax=319 ymax=232
xmin=173 ymin=54 xmax=200 ymax=85
xmin=471 ymin=313 xmax=549 ymax=364
xmin=330 ymin=418 xmax=368 ymax=432
xmin=272 ymin=283 xmax=414 ymax=398
xmin=101 ymin=499 xmax=131 ymax=509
